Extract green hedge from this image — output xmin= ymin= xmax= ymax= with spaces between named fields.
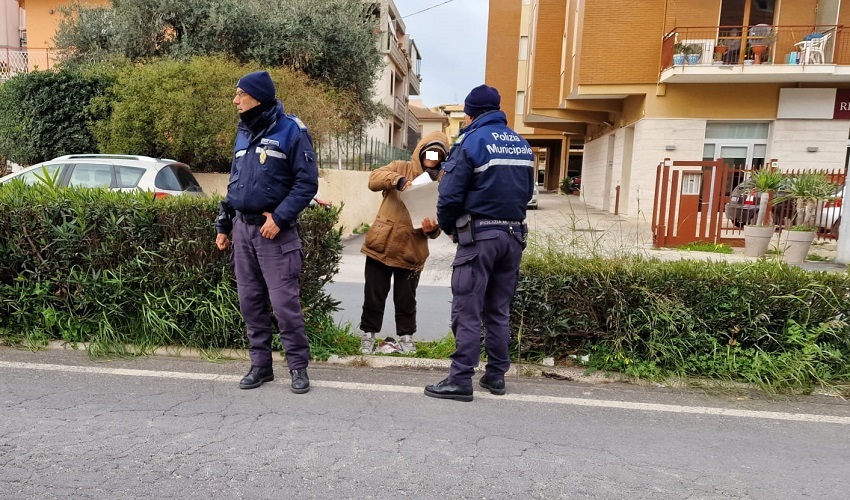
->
xmin=0 ymin=181 xmax=345 ymax=358
xmin=512 ymin=251 xmax=850 ymax=392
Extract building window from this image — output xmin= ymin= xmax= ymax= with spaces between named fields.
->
xmin=519 ymin=36 xmax=529 ymax=61
xmin=703 ymin=122 xmax=769 ymax=193
xmin=516 ymin=91 xmax=525 ymax=115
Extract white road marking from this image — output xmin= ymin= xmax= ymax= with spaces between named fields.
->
xmin=2 ymin=360 xmax=848 ymax=425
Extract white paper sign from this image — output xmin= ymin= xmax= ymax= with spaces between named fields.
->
xmin=399 ymin=180 xmax=439 ymax=229
xmin=411 ymin=172 xmax=432 ymax=186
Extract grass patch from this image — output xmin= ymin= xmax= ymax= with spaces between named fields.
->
xmin=677 ymin=241 xmax=733 ymax=254
xmin=806 ymin=254 xmax=831 ymax=262
xmin=352 ymin=222 xmax=370 ymax=235
xmin=410 ymin=334 xmax=456 ymax=359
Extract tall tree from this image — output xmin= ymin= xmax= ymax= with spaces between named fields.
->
xmin=54 ymin=0 xmax=384 ymax=126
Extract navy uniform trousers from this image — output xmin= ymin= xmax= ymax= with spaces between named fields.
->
xmin=231 ymin=219 xmax=310 ymax=370
xmin=448 ymin=229 xmax=524 ymax=386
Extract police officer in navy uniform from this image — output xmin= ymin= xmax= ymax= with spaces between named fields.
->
xmin=424 ymin=84 xmax=535 ymax=402
xmin=215 ymin=70 xmax=319 ymax=393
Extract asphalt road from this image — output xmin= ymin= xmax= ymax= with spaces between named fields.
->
xmin=2 ymin=348 xmax=849 ymax=499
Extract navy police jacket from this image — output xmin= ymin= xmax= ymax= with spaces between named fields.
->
xmin=436 ymin=110 xmax=535 ymax=234
xmin=217 ymin=100 xmax=319 ymax=234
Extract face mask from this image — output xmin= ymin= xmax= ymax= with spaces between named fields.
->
xmin=425 ymin=167 xmax=441 ymax=181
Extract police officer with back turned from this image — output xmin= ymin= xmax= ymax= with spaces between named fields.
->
xmin=215 ymin=70 xmax=319 ymax=394
xmin=424 ymin=84 xmax=535 ymax=402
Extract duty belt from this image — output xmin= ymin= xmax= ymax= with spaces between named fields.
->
xmin=235 ymin=210 xmax=267 ymax=226
xmin=474 ymin=219 xmax=523 ymax=228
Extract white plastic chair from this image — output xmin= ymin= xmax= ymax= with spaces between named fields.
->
xmin=794 ymin=32 xmax=831 ymax=64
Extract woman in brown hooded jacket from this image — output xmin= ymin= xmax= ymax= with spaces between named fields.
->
xmin=359 ymin=131 xmax=450 ymax=354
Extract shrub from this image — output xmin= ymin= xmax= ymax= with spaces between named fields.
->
xmin=0 ymin=182 xmax=343 ymax=357
xmin=0 ymin=69 xmax=113 ymax=164
xmin=512 ymin=251 xmax=850 ymax=392
xmin=89 ymin=56 xmax=354 ymax=172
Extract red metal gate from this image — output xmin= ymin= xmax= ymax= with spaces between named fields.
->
xmin=652 ymin=158 xmax=846 ymax=248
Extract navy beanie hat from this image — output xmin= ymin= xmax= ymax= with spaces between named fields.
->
xmin=463 ymin=84 xmax=501 ymax=118
xmin=237 ymin=71 xmax=276 ymax=104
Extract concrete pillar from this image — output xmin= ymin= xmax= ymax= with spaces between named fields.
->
xmin=835 ymin=183 xmax=850 ymax=264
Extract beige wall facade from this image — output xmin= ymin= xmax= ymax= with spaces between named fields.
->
xmin=196 ymin=170 xmax=381 ymax=235
xmin=24 ymin=0 xmax=107 ymax=49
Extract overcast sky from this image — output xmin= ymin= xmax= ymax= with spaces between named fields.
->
xmin=393 ymin=0 xmax=490 ymax=107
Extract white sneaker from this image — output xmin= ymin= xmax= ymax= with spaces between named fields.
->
xmin=399 ymin=335 xmax=416 ymax=354
xmin=360 ymin=332 xmax=375 ymax=355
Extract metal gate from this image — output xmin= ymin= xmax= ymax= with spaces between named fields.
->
xmin=652 ymin=158 xmax=846 ymax=248
xmin=652 ymin=159 xmax=727 ymax=247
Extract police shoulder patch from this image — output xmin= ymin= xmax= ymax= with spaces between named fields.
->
xmin=286 ymin=114 xmax=308 ymax=132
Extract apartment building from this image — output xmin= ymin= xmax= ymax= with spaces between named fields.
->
xmin=409 ymin=100 xmax=448 ymax=139
xmin=488 ymin=0 xmax=850 ymax=217
xmin=366 ymin=0 xmax=423 ymax=151
xmin=434 ymin=104 xmax=467 ymax=145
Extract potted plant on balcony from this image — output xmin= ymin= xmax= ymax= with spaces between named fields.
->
xmin=749 ymin=32 xmax=777 ymax=64
xmin=771 ymin=172 xmax=837 ymax=263
xmin=743 ymin=168 xmax=784 ymax=257
xmin=713 ymin=39 xmax=730 ymax=64
xmin=673 ymin=42 xmax=687 ymax=65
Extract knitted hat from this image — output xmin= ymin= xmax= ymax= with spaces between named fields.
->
xmin=237 ymin=71 xmax=276 ymax=104
xmin=463 ymin=84 xmax=501 ymax=118
xmin=419 ymin=141 xmax=448 ymax=163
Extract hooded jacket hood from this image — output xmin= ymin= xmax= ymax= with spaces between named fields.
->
xmin=360 ymin=130 xmax=449 ymax=271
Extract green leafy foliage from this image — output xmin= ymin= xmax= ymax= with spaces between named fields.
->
xmin=512 ymin=250 xmax=850 ymax=392
xmin=88 ymin=56 xmax=355 ymax=171
xmin=54 ymin=0 xmax=383 ymax=125
xmin=0 ymin=69 xmax=113 ymax=164
xmin=0 ymin=182 xmax=343 ymax=357
xmin=677 ymin=241 xmax=733 ymax=254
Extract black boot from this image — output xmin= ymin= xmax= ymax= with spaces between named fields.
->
xmin=424 ymin=378 xmax=473 ymax=402
xmin=479 ymin=374 xmax=506 ymax=395
xmin=240 ymin=365 xmax=274 ymax=389
xmin=290 ymin=369 xmax=310 ymax=394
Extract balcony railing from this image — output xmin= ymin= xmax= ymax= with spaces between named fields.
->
xmin=393 ymin=96 xmax=407 ymax=122
xmin=661 ymin=25 xmax=848 ymax=71
xmin=0 ymin=47 xmax=58 ymax=81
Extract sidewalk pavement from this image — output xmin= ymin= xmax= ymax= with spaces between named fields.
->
xmin=334 ymin=190 xmax=846 ymax=287
xmin=325 ymin=191 xmax=844 ymax=346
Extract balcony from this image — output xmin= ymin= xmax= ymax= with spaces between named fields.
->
xmin=387 ymin=38 xmax=409 ymax=73
xmin=408 ymin=72 xmax=420 ymax=96
xmin=659 ymin=25 xmax=850 ymax=84
xmin=407 ymin=109 xmax=419 ymax=133
xmin=393 ymin=96 xmax=407 ymax=123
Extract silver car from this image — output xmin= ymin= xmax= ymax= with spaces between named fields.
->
xmin=0 ymin=154 xmax=204 ymax=197
xmin=527 ymin=184 xmax=539 ymax=210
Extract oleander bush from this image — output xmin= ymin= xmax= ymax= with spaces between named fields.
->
xmin=512 ymin=247 xmax=850 ymax=393
xmin=0 ymin=180 xmax=349 ymax=358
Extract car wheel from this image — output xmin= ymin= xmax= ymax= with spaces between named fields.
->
xmin=829 ymin=217 xmax=841 ymax=238
xmin=731 ymin=218 xmax=744 ymax=228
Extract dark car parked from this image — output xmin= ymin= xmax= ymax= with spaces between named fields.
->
xmin=724 ymin=180 xmax=843 ymax=233
xmin=723 ymin=180 xmax=787 ymax=227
